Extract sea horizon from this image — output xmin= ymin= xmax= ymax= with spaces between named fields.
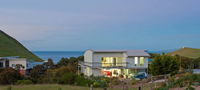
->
xmin=32 ymin=49 xmax=176 ymax=63
xmin=32 ymin=51 xmax=84 ymax=63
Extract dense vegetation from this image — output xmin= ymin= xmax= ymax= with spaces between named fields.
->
xmin=0 ymin=56 xmax=109 ymax=88
xmin=0 ymin=30 xmax=42 ymax=62
xmin=149 ymin=54 xmax=180 ymax=76
xmin=156 ymin=73 xmax=200 ymax=90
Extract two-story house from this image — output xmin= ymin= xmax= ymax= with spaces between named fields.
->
xmin=79 ymin=50 xmax=150 ymax=78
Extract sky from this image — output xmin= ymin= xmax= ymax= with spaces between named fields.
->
xmin=0 ymin=0 xmax=200 ymax=51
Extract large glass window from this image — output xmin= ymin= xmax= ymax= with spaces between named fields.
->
xmin=140 ymin=57 xmax=145 ymax=66
xmin=102 ymin=57 xmax=113 ymax=67
xmin=0 ymin=62 xmax=3 ymax=68
xmin=5 ymin=60 xmax=9 ymax=68
xmin=102 ymin=57 xmax=123 ymax=67
xmin=134 ymin=57 xmax=139 ymax=65
xmin=116 ymin=57 xmax=123 ymax=66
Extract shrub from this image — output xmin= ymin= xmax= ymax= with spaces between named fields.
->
xmin=57 ymin=73 xmax=77 ymax=84
xmin=160 ymin=74 xmax=200 ymax=89
xmin=15 ymin=80 xmax=33 ymax=85
xmin=0 ymin=68 xmax=21 ymax=84
xmin=185 ymin=85 xmax=195 ymax=90
xmin=110 ymin=77 xmax=120 ymax=85
xmin=93 ymin=80 xmax=107 ymax=88
xmin=75 ymin=76 xmax=93 ymax=86
xmin=159 ymin=82 xmax=167 ymax=88
xmin=130 ymin=79 xmax=137 ymax=85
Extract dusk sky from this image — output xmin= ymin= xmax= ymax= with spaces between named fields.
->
xmin=0 ymin=0 xmax=200 ymax=51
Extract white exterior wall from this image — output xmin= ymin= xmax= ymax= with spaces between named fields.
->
xmin=9 ymin=58 xmax=27 ymax=70
xmin=84 ymin=66 xmax=93 ymax=76
xmin=84 ymin=50 xmax=93 ymax=63
xmin=92 ymin=68 xmax=104 ymax=76
xmin=83 ymin=50 xmax=94 ymax=76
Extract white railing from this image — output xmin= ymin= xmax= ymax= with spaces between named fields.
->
xmin=79 ymin=61 xmax=128 ymax=68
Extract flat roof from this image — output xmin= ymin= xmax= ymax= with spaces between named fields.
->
xmin=89 ymin=50 xmax=150 ymax=57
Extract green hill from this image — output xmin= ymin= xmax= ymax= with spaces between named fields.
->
xmin=0 ymin=30 xmax=43 ymax=62
xmin=168 ymin=47 xmax=200 ymax=59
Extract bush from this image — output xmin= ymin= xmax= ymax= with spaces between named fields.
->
xmin=93 ymin=80 xmax=107 ymax=88
xmin=57 ymin=73 xmax=77 ymax=84
xmin=130 ymin=79 xmax=137 ymax=85
xmin=159 ymin=74 xmax=200 ymax=89
xmin=0 ymin=68 xmax=21 ymax=84
xmin=110 ymin=77 xmax=120 ymax=85
xmin=75 ymin=76 xmax=93 ymax=86
xmin=88 ymin=76 xmax=109 ymax=88
xmin=15 ymin=80 xmax=33 ymax=85
xmin=185 ymin=85 xmax=195 ymax=90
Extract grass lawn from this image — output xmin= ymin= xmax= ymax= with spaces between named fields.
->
xmin=0 ymin=84 xmax=152 ymax=90
xmin=0 ymin=84 xmax=102 ymax=90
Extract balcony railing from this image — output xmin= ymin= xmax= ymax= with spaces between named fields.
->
xmin=79 ymin=61 xmax=147 ymax=69
xmin=79 ymin=61 xmax=128 ymax=68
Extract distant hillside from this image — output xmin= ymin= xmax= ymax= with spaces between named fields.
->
xmin=0 ymin=30 xmax=43 ymax=62
xmin=168 ymin=47 xmax=200 ymax=59
xmin=148 ymin=49 xmax=177 ymax=54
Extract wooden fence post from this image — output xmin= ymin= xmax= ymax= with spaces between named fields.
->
xmin=90 ymin=85 xmax=93 ymax=90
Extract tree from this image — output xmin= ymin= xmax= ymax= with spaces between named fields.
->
xmin=150 ymin=54 xmax=180 ymax=76
xmin=175 ymin=55 xmax=193 ymax=69
xmin=43 ymin=58 xmax=55 ymax=69
xmin=30 ymin=65 xmax=46 ymax=83
xmin=57 ymin=57 xmax=81 ymax=73
xmin=41 ymin=66 xmax=77 ymax=84
xmin=193 ymin=57 xmax=200 ymax=69
xmin=57 ymin=58 xmax=69 ymax=66
xmin=77 ymin=56 xmax=84 ymax=61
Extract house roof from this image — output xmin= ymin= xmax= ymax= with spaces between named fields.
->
xmin=0 ymin=56 xmax=20 ymax=60
xmin=126 ymin=50 xmax=150 ymax=57
xmin=90 ymin=50 xmax=150 ymax=57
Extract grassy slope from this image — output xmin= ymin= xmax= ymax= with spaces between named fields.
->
xmin=168 ymin=47 xmax=200 ymax=59
xmin=0 ymin=30 xmax=42 ymax=62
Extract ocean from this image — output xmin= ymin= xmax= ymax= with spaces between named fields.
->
xmin=33 ymin=51 xmax=84 ymax=63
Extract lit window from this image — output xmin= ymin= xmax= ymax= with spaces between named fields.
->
xmin=140 ymin=57 xmax=145 ymax=66
xmin=135 ymin=57 xmax=138 ymax=65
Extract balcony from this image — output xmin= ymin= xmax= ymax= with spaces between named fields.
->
xmin=79 ymin=61 xmax=128 ymax=68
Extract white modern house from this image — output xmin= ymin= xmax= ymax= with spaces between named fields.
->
xmin=0 ymin=56 xmax=37 ymax=75
xmin=79 ymin=50 xmax=150 ymax=78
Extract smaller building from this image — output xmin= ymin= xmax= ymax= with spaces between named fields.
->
xmin=0 ymin=56 xmax=37 ymax=75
